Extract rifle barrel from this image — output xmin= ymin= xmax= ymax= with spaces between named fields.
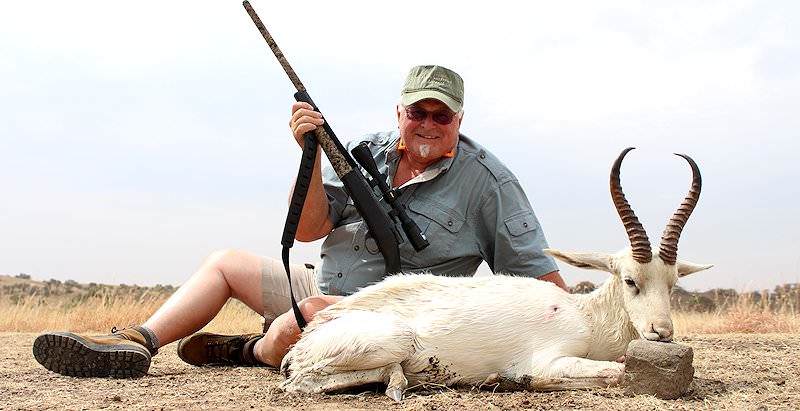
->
xmin=243 ymin=1 xmax=354 ymax=176
xmin=242 ymin=1 xmax=403 ymax=274
xmin=242 ymin=1 xmax=306 ymax=92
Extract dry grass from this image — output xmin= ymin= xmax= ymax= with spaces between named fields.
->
xmin=0 ymin=294 xmax=263 ymax=334
xmin=674 ymin=292 xmax=800 ymax=334
xmin=1 ymin=287 xmax=798 ymax=335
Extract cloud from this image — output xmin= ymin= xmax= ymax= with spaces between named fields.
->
xmin=1 ymin=0 xmax=798 ymax=290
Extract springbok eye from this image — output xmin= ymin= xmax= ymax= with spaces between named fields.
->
xmin=624 ymin=278 xmax=637 ymax=288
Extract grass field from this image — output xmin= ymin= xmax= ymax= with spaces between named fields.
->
xmin=0 ymin=294 xmax=264 ymax=334
xmin=3 ymin=274 xmax=799 ymax=409
xmin=1 ymin=274 xmax=799 ymax=335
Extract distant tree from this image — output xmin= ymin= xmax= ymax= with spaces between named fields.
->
xmin=15 ymin=273 xmax=31 ymax=280
xmin=671 ymin=285 xmax=690 ymax=296
xmin=571 ymin=281 xmax=596 ymax=294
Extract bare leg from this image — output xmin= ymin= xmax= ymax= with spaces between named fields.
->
xmin=253 ymin=295 xmax=342 ymax=367
xmin=142 ymin=249 xmax=266 ymax=346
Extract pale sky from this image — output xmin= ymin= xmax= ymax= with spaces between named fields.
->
xmin=1 ymin=1 xmax=798 ymax=291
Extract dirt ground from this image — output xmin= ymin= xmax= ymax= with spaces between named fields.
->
xmin=2 ymin=333 xmax=798 ymax=410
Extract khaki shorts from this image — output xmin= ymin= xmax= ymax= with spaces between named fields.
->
xmin=260 ymin=257 xmax=323 ymax=324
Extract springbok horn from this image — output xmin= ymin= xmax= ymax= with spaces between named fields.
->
xmin=658 ymin=153 xmax=702 ymax=265
xmin=610 ymin=147 xmax=652 ymax=263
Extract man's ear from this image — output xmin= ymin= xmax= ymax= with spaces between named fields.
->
xmin=544 ymin=248 xmax=614 ymax=273
xmin=676 ymin=260 xmax=713 ymax=277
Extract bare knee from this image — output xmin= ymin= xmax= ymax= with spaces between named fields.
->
xmin=202 ymin=249 xmax=263 ymax=308
xmin=297 ymin=295 xmax=341 ymax=320
xmin=203 ymin=248 xmax=242 ymax=269
xmin=202 ymin=249 xmax=245 ymax=286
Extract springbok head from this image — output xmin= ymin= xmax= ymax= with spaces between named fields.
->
xmin=546 ymin=148 xmax=712 ymax=342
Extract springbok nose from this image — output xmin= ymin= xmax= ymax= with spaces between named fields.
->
xmin=651 ymin=322 xmax=674 ymax=341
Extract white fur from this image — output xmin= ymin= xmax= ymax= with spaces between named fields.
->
xmin=281 ymin=248 xmax=712 ymax=397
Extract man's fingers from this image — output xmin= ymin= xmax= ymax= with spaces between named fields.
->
xmin=291 ymin=108 xmax=322 ymax=123
xmin=293 ymin=123 xmax=317 ymax=137
xmin=289 ymin=103 xmax=324 ymax=145
xmin=291 ymin=101 xmax=314 ymax=113
xmin=293 ymin=114 xmax=324 ymax=127
xmin=291 ymin=116 xmax=324 ymax=138
xmin=290 ymin=107 xmax=322 ymax=125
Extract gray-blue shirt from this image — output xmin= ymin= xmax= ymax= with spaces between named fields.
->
xmin=317 ymin=130 xmax=557 ymax=295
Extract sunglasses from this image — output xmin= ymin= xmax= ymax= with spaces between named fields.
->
xmin=404 ymin=106 xmax=458 ymax=125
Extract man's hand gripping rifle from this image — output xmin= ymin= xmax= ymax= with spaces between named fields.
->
xmin=242 ymin=1 xmax=428 ymax=328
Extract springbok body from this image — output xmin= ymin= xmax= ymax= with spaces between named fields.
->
xmin=281 ymin=148 xmax=712 ymax=401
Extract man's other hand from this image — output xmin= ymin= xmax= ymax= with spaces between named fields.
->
xmin=539 ymin=271 xmax=569 ymax=292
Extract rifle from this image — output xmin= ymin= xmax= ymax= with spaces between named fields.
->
xmin=242 ymin=1 xmax=428 ymax=329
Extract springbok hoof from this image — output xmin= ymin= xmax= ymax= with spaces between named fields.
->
xmin=385 ymin=387 xmax=404 ymax=403
xmin=481 ymin=372 xmax=500 ymax=387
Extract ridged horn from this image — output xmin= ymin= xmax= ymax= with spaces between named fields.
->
xmin=658 ymin=153 xmax=702 ymax=265
xmin=610 ymin=147 xmax=652 ymax=264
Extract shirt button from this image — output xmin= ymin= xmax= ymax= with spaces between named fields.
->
xmin=354 ymin=245 xmax=360 ymax=251
xmin=479 ymin=153 xmax=486 ymax=159
xmin=447 ymin=220 xmax=453 ymax=226
xmin=337 ymin=272 xmax=343 ymax=278
xmin=523 ymin=222 xmax=529 ymax=228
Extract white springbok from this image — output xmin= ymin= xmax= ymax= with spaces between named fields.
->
xmin=280 ymin=148 xmax=712 ymax=401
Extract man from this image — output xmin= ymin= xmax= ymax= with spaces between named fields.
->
xmin=33 ymin=65 xmax=566 ymax=378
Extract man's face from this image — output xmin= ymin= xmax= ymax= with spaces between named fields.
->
xmin=396 ymin=98 xmax=462 ymax=166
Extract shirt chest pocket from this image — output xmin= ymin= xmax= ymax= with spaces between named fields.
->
xmin=400 ymin=198 xmax=465 ymax=268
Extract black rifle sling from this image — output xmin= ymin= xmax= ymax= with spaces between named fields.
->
xmin=243 ymin=2 xmax=404 ymax=332
xmin=291 ymin=93 xmax=403 ymax=277
xmin=280 ymin=132 xmax=318 ymax=330
xmin=281 ymin=93 xmax=402 ymax=331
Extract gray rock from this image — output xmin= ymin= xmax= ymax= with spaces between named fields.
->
xmin=623 ymin=339 xmax=694 ymax=399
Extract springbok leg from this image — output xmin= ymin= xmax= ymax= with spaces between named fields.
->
xmin=486 ymin=357 xmax=624 ymax=391
xmin=282 ymin=362 xmax=408 ymax=402
xmin=540 ymin=357 xmax=624 ymax=389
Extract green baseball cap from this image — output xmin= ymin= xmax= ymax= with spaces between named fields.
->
xmin=401 ymin=65 xmax=464 ymax=113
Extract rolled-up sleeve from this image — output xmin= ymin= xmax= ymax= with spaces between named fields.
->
xmin=476 ymin=180 xmax=558 ymax=277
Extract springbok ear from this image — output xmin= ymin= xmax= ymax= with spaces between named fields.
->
xmin=676 ymin=260 xmax=713 ymax=277
xmin=544 ymin=248 xmax=614 ymax=273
